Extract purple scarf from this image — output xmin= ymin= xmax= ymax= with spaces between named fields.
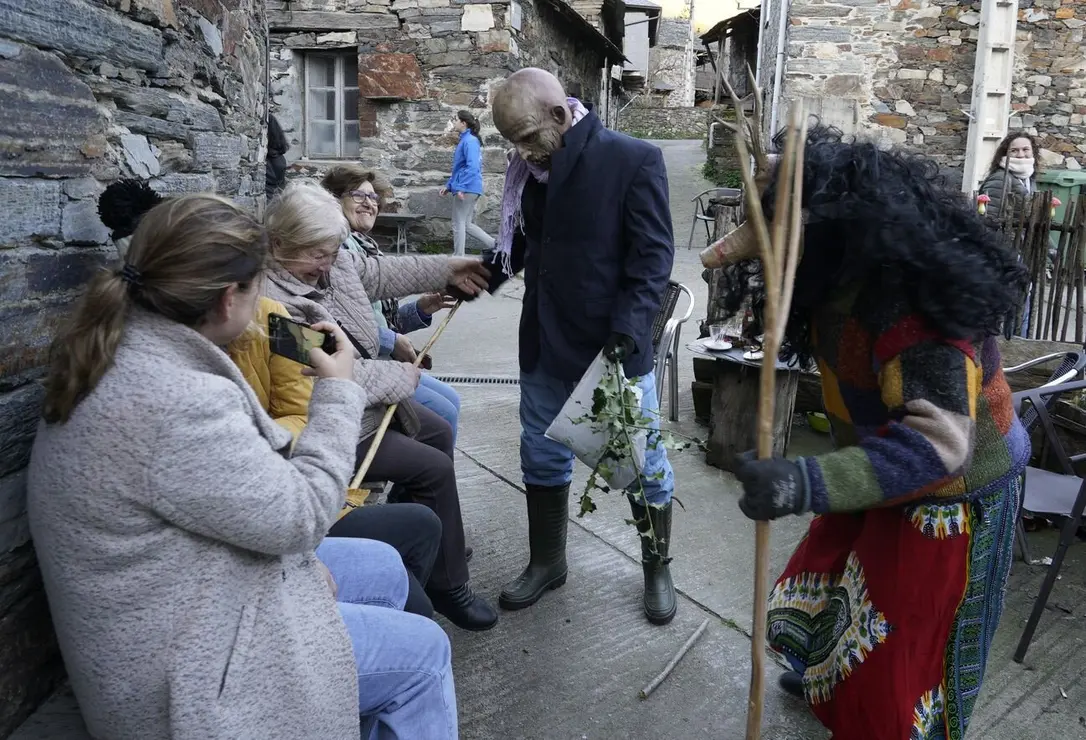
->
xmin=495 ymin=97 xmax=589 ymax=277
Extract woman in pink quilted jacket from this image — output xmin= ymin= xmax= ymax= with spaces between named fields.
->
xmin=264 ymin=180 xmax=498 ymax=631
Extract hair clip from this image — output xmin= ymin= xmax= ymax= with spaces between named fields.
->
xmin=118 ymin=263 xmax=143 ymax=288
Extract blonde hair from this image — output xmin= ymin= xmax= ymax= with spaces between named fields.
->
xmin=265 ymin=180 xmax=350 ymax=263
xmin=43 ymin=194 xmax=267 ymax=424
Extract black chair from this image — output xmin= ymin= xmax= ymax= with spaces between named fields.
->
xmin=1003 ymin=349 xmax=1086 ymax=561
xmin=1010 ymin=378 xmax=1086 ymax=663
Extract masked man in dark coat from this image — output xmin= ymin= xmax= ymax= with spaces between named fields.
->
xmin=454 ymin=68 xmax=678 ymax=624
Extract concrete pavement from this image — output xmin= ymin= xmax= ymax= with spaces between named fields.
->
xmin=12 ymin=140 xmax=1086 ymax=740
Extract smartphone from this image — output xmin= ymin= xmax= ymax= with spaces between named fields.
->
xmin=268 ymin=313 xmax=337 ymax=367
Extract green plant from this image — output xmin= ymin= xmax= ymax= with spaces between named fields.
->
xmin=415 ymin=242 xmax=451 ymax=255
xmin=572 ymin=361 xmax=703 ymax=553
xmin=702 ymin=160 xmax=743 ymax=189
xmin=1073 ymin=390 xmax=1086 ymax=410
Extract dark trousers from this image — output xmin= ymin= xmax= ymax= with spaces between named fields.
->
xmin=327 ymin=502 xmax=441 ymax=618
xmin=354 ymin=400 xmax=469 ymax=592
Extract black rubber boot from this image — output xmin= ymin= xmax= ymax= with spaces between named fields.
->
xmin=779 ymin=671 xmax=804 ymax=699
xmin=427 ymin=583 xmax=498 ymax=631
xmin=499 ymin=484 xmax=569 ymax=610
xmin=630 ymin=499 xmax=677 ymax=625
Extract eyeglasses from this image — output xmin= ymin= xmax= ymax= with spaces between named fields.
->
xmin=301 ymin=247 xmax=340 ymax=265
xmin=349 ymin=190 xmax=380 ymax=204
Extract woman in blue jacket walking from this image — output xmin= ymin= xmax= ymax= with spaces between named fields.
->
xmin=441 ymin=110 xmax=495 ymax=256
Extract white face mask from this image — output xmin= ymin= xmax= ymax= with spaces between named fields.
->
xmin=1001 ymin=156 xmax=1035 ymax=181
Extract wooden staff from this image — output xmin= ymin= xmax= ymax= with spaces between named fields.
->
xmin=703 ymin=100 xmax=807 ymax=740
xmin=347 ymin=301 xmax=462 ymax=491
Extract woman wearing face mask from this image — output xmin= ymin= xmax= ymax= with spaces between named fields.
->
xmin=440 ymin=110 xmax=496 ymax=257
xmin=978 ymin=131 xmax=1039 ymax=220
xmin=264 ymin=180 xmax=499 ymax=631
xmin=27 ymin=194 xmax=459 ymax=739
xmin=978 ymin=131 xmax=1041 ymax=337
xmin=322 ymin=165 xmax=464 ymax=444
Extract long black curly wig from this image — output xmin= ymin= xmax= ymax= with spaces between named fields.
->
xmin=719 ymin=125 xmax=1029 ymax=363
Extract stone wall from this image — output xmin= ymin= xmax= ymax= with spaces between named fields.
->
xmin=0 ymin=0 xmax=267 ymax=734
xmin=646 ymin=17 xmax=696 ymax=107
xmin=618 ymin=105 xmax=708 ymax=139
xmin=1009 ymin=0 xmax=1086 ymax=172
xmin=778 ymin=0 xmax=1086 ymax=186
xmin=270 ymin=0 xmax=616 ymax=247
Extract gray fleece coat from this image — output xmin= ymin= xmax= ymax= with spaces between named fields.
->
xmin=27 ymin=308 xmax=367 ymax=740
xmin=264 ymin=248 xmax=454 ymax=440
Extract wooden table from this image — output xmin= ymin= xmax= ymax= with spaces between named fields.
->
xmin=376 ymin=213 xmax=424 ymax=254
xmin=687 ymin=340 xmax=806 ymax=473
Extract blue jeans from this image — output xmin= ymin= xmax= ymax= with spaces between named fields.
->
xmin=519 ymin=367 xmax=674 ymax=505
xmin=316 ymin=538 xmax=458 ymax=739
xmin=415 ymin=374 xmax=461 ymax=446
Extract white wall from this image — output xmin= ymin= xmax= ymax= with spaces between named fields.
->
xmin=624 ymin=10 xmax=652 ymax=75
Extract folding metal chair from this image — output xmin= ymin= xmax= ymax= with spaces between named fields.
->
xmin=650 ymin=281 xmax=695 ymax=422
xmin=686 ymin=188 xmax=742 ymax=250
xmin=1010 ymin=378 xmax=1086 ymax=663
xmin=1004 ymin=349 xmax=1086 ymax=561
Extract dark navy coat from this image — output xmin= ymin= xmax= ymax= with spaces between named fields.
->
xmin=485 ymin=110 xmax=675 ymax=382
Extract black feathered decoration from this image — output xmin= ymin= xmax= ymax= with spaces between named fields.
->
xmin=97 ymin=179 xmax=164 ymax=241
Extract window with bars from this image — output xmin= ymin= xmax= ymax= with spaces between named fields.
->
xmin=304 ymin=52 xmax=360 ymax=159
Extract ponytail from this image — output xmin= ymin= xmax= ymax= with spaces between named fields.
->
xmin=457 ymin=110 xmax=481 ymax=139
xmin=42 ymin=193 xmax=267 ymax=424
xmin=42 ymin=270 xmax=131 ymax=423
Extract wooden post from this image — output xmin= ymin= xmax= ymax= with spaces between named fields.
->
xmin=705 ymin=360 xmax=799 ymax=472
xmin=705 ymin=194 xmax=744 ymax=328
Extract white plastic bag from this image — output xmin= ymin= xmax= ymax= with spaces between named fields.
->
xmin=545 ymin=351 xmax=647 ymax=490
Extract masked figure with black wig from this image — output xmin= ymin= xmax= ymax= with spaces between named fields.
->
xmin=716 ymin=126 xmax=1030 ymax=740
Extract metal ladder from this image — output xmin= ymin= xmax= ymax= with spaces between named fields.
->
xmin=961 ymin=0 xmax=1020 ymax=193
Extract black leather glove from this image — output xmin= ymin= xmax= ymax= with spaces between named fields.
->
xmin=603 ymin=332 xmax=635 ymax=362
xmin=734 ymin=450 xmax=811 ymax=521
xmin=445 ymin=283 xmax=482 ymax=302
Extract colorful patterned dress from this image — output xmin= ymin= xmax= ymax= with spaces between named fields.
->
xmin=768 ymin=284 xmax=1029 ymax=740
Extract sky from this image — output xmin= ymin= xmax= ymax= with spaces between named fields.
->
xmin=655 ymin=0 xmax=760 ymax=32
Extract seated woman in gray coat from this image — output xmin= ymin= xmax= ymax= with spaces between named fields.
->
xmin=27 ymin=194 xmax=458 ymax=740
xmin=264 ymin=180 xmax=497 ymax=632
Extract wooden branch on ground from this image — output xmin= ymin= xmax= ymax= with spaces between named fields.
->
xmin=638 ymin=618 xmax=711 ymax=700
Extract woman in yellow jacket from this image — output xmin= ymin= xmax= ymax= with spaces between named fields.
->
xmin=229 ymin=297 xmax=443 ymax=617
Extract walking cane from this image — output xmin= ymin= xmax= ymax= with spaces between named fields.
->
xmin=347 ymin=301 xmax=463 ymax=494
xmin=701 ymin=103 xmax=807 ymax=740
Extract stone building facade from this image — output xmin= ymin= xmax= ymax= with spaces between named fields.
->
xmin=269 ymin=0 xmax=624 ymax=245
xmin=0 ymin=0 xmax=268 ymax=733
xmin=762 ymin=0 xmax=1086 ymax=187
xmin=617 ymin=105 xmax=708 ymax=138
xmin=642 ymin=16 xmax=696 ymax=106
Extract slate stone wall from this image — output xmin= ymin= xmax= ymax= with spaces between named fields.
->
xmin=617 ymin=106 xmax=709 ymax=139
xmin=270 ymin=0 xmax=616 ymax=247
xmin=777 ymin=0 xmax=1086 ymax=185
xmin=0 ymin=1 xmax=267 ymax=734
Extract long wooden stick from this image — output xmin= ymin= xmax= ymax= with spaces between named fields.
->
xmin=638 ymin=618 xmax=711 ymax=700
xmin=744 ymin=105 xmax=807 ymax=740
xmin=348 ymin=301 xmax=462 ymax=490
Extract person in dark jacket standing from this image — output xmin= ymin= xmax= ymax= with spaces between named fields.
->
xmin=266 ymin=114 xmax=289 ymax=198
xmin=452 ymin=68 xmax=678 ymax=625
xmin=441 ymin=110 xmax=495 ymax=256
xmin=976 ymin=130 xmax=1038 ymax=220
